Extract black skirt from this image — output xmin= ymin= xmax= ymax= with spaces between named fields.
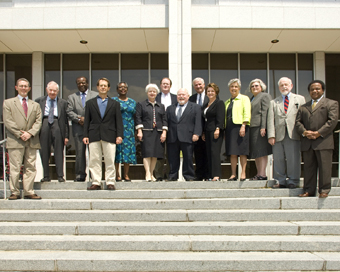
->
xmin=225 ymin=118 xmax=249 ymax=156
xmin=141 ymin=129 xmax=165 ymax=159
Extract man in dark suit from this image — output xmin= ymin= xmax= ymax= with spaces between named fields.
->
xmin=166 ymin=88 xmax=202 ymax=181
xmin=67 ymin=76 xmax=98 ymax=181
xmin=189 ymin=77 xmax=209 ymax=180
xmin=295 ymin=80 xmax=339 ymax=198
xmin=154 ymin=77 xmax=177 ymax=181
xmin=3 ymin=78 xmax=42 ymax=200
xmin=83 ymin=78 xmax=124 ymax=191
xmin=36 ymin=81 xmax=69 ymax=182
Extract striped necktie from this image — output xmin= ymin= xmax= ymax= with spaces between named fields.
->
xmin=22 ymin=98 xmax=28 ymax=117
xmin=284 ymin=95 xmax=289 ymax=114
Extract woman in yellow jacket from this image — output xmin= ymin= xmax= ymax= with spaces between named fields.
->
xmin=225 ymin=78 xmax=251 ymax=181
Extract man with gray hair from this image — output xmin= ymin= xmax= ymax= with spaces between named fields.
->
xmin=166 ymin=88 xmax=202 ymax=181
xmin=36 ymin=81 xmax=69 ymax=182
xmin=189 ymin=77 xmax=209 ymax=180
xmin=267 ymin=77 xmax=305 ymax=188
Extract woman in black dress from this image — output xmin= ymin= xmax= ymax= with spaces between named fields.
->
xmin=249 ymin=78 xmax=272 ymax=180
xmin=136 ymin=84 xmax=167 ymax=181
xmin=224 ymin=79 xmax=251 ymax=181
xmin=202 ymin=83 xmax=225 ymax=181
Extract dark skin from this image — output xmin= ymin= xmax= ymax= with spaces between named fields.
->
xmin=76 ymin=77 xmax=89 ymax=126
xmin=302 ymin=82 xmax=324 ymax=140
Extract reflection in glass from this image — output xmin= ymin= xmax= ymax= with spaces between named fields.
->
xmin=44 ymin=54 xmax=61 ymax=92
xmin=210 ymin=53 xmax=238 ymax=102
xmin=62 ymin=54 xmax=89 ymax=100
xmin=151 ymin=53 xmax=169 ymax=89
xmin=6 ymin=54 xmax=32 ymax=100
xmin=192 ymin=54 xmax=209 ymax=95
xmin=91 ymin=54 xmax=119 ymax=98
xmin=121 ymin=54 xmax=148 ymax=105
xmin=297 ymin=54 xmax=313 ymax=100
xmin=269 ymin=54 xmax=296 ymax=98
xmin=240 ymin=54 xmax=267 ymax=98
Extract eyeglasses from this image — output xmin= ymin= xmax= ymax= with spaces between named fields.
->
xmin=251 ymin=85 xmax=260 ymax=88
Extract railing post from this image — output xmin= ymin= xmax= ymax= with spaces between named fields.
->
xmin=0 ymin=139 xmax=7 ymax=199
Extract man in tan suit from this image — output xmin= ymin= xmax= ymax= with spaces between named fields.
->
xmin=3 ymin=78 xmax=42 ymax=200
xmin=296 ymin=80 xmax=338 ymax=198
xmin=267 ymin=77 xmax=306 ymax=189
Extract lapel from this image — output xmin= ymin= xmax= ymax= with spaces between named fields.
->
xmin=77 ymin=92 xmax=84 ymax=109
xmin=14 ymin=97 xmax=28 ymax=120
xmin=306 ymin=100 xmax=313 ymax=113
xmin=40 ymin=96 xmax=48 ymax=113
xmin=251 ymin=92 xmax=262 ymax=106
xmin=102 ymin=97 xmax=113 ymax=119
xmin=312 ymin=97 xmax=324 ymax=113
xmin=286 ymin=93 xmax=295 ymax=115
xmin=26 ymin=99 xmax=35 ymax=121
xmin=275 ymin=96 xmax=285 ymax=114
xmin=206 ymin=99 xmax=217 ymax=115
xmin=93 ymin=97 xmax=102 ymax=118
xmin=57 ymin=97 xmax=62 ymax=118
xmin=179 ymin=102 xmax=191 ymax=122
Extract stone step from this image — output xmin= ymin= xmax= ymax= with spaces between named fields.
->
xmin=0 ymin=221 xmax=339 ymax=235
xmin=1 ymin=197 xmax=340 ymax=210
xmin=1 ymin=209 xmax=340 ymax=222
xmin=0 ymin=234 xmax=339 ymax=252
xmin=0 ymin=250 xmax=339 ymax=271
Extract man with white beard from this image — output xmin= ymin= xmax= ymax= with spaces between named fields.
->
xmin=267 ymin=77 xmax=306 ymax=189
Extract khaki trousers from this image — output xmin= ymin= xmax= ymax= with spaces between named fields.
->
xmin=89 ymin=141 xmax=116 ymax=186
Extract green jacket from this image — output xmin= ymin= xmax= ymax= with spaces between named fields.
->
xmin=225 ymin=94 xmax=251 ymax=126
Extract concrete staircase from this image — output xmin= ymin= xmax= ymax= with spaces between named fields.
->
xmin=0 ymin=179 xmax=340 ymax=271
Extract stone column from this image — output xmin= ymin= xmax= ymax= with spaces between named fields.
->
xmin=314 ymin=51 xmax=326 ymax=83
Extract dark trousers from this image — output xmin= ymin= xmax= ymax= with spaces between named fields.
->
xmin=205 ymin=130 xmax=224 ymax=178
xmin=303 ymin=148 xmax=332 ymax=195
xmin=74 ymin=134 xmax=87 ymax=179
xmin=193 ymin=137 xmax=209 ymax=179
xmin=40 ymin=118 xmax=64 ymax=178
xmin=167 ymin=140 xmax=195 ymax=180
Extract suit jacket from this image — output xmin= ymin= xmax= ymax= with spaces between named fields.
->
xmin=166 ymin=101 xmax=202 ymax=144
xmin=35 ymin=96 xmax=69 ymax=141
xmin=3 ymin=97 xmax=42 ymax=149
xmin=203 ymin=99 xmax=225 ymax=132
xmin=135 ymin=99 xmax=167 ymax=131
xmin=67 ymin=90 xmax=98 ymax=137
xmin=267 ymin=93 xmax=305 ymax=142
xmin=295 ymin=97 xmax=338 ymax=151
xmin=189 ymin=93 xmax=209 ymax=109
xmin=156 ymin=92 xmax=177 ymax=106
xmin=225 ymin=94 xmax=251 ymax=126
xmin=250 ymin=92 xmax=272 ymax=128
xmin=83 ymin=97 xmax=124 ymax=144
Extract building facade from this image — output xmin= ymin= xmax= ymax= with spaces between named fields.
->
xmin=0 ymin=0 xmax=339 ymax=179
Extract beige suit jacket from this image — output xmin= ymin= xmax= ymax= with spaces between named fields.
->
xmin=3 ymin=97 xmax=42 ymax=149
xmin=267 ymin=93 xmax=305 ymax=142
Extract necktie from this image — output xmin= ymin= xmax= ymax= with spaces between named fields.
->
xmin=312 ymin=100 xmax=317 ymax=110
xmin=284 ymin=95 xmax=289 ymax=114
xmin=177 ymin=105 xmax=183 ymax=121
xmin=22 ymin=98 xmax=28 ymax=117
xmin=199 ymin=94 xmax=202 ymax=106
xmin=48 ymin=99 xmax=55 ymax=124
xmin=152 ymin=105 xmax=156 ymax=128
xmin=81 ymin=93 xmax=86 ymax=107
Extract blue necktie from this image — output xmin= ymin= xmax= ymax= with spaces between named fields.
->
xmin=81 ymin=93 xmax=86 ymax=107
xmin=199 ymin=94 xmax=202 ymax=106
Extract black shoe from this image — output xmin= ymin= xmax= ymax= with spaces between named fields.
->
xmin=287 ymin=184 xmax=296 ymax=189
xmin=240 ymin=178 xmax=246 ymax=181
xmin=74 ymin=178 xmax=85 ymax=182
xmin=227 ymin=177 xmax=237 ymax=181
xmin=40 ymin=178 xmax=51 ymax=182
xmin=58 ymin=177 xmax=65 ymax=182
xmin=156 ymin=178 xmax=163 ymax=181
xmin=193 ymin=177 xmax=203 ymax=181
xmin=168 ymin=178 xmax=177 ymax=181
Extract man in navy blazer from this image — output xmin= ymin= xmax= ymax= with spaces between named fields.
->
xmin=83 ymin=78 xmax=123 ymax=191
xmin=166 ymin=88 xmax=202 ymax=181
xmin=189 ymin=77 xmax=209 ymax=180
xmin=36 ymin=81 xmax=69 ymax=182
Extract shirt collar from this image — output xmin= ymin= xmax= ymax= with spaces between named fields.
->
xmin=281 ymin=91 xmax=292 ymax=101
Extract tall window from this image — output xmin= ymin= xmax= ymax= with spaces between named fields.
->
xmin=210 ymin=53 xmax=238 ymax=102
xmin=269 ymin=54 xmax=296 ymax=98
xmin=151 ymin=53 xmax=169 ymax=87
xmin=240 ymin=54 xmax=267 ymax=98
xmin=91 ymin=54 xmax=119 ymax=98
xmin=297 ymin=54 xmax=313 ymax=100
xmin=44 ymin=54 xmax=61 ymax=91
xmin=192 ymin=53 xmax=209 ymax=94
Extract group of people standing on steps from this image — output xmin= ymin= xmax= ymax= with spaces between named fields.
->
xmin=3 ymin=75 xmax=338 ymax=200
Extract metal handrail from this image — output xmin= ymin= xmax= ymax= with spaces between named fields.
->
xmin=0 ymin=139 xmax=7 ymax=199
xmin=335 ymin=130 xmax=340 ymax=179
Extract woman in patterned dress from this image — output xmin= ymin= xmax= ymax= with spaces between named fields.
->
xmin=113 ymin=82 xmax=137 ymax=181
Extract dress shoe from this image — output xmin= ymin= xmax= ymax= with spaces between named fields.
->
xmin=74 ymin=178 xmax=85 ymax=182
xmin=272 ymin=184 xmax=287 ymax=189
xmin=58 ymin=177 xmax=65 ymax=182
xmin=287 ymin=184 xmax=296 ymax=189
xmin=193 ymin=177 xmax=203 ymax=181
xmin=107 ymin=184 xmax=116 ymax=190
xmin=249 ymin=175 xmax=260 ymax=180
xmin=186 ymin=179 xmax=194 ymax=181
xmin=124 ymin=177 xmax=131 ymax=182
xmin=240 ymin=178 xmax=246 ymax=181
xmin=87 ymin=184 xmax=101 ymax=190
xmin=116 ymin=177 xmax=122 ymax=182
xmin=168 ymin=178 xmax=177 ymax=181
xmin=40 ymin=178 xmax=51 ymax=182
xmin=319 ymin=192 xmax=328 ymax=198
xmin=8 ymin=194 xmax=21 ymax=200
xmin=24 ymin=194 xmax=42 ymax=200
xmin=156 ymin=178 xmax=163 ymax=181
xmin=227 ymin=177 xmax=237 ymax=181
xmin=299 ymin=192 xmax=312 ymax=197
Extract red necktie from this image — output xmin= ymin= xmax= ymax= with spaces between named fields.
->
xmin=284 ymin=95 xmax=289 ymax=114
xmin=22 ymin=97 xmax=28 ymax=117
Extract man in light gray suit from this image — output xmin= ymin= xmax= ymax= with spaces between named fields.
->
xmin=267 ymin=77 xmax=306 ymax=188
xmin=67 ymin=76 xmax=98 ymax=181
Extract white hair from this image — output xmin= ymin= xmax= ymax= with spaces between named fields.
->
xmin=145 ymin=83 xmax=160 ymax=94
xmin=192 ymin=77 xmax=205 ymax=85
xmin=47 ymin=81 xmax=59 ymax=90
xmin=277 ymin=77 xmax=292 ymax=86
xmin=228 ymin=78 xmax=241 ymax=88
